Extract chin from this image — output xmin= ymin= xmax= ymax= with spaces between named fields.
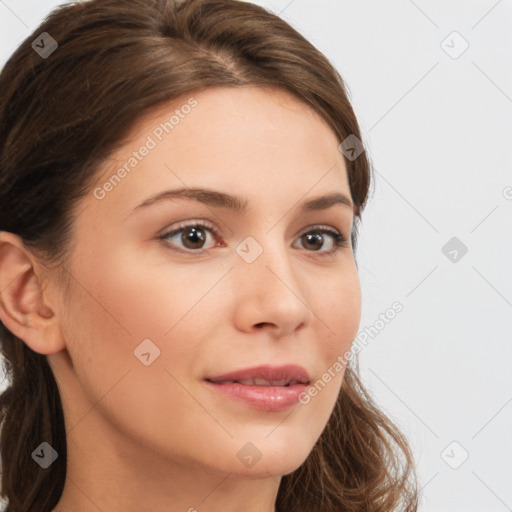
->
xmin=228 ymin=455 xmax=309 ymax=480
xmin=229 ymin=437 xmax=314 ymax=479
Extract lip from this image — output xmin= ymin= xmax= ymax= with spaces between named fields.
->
xmin=204 ymin=364 xmax=311 ymax=412
xmin=206 ymin=364 xmax=311 ymax=385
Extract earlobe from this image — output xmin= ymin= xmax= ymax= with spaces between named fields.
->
xmin=0 ymin=231 xmax=64 ymax=355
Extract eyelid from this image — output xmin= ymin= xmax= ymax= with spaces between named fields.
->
xmin=158 ymin=219 xmax=219 ymax=241
xmin=157 ymin=218 xmax=350 ymax=257
xmin=157 ymin=219 xmax=221 ymax=255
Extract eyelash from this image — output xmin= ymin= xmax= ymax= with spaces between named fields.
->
xmin=157 ymin=219 xmax=349 ymax=258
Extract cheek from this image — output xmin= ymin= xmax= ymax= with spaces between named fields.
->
xmin=316 ymin=266 xmax=362 ymax=359
xmin=58 ymin=257 xmax=221 ymax=458
xmin=61 ymin=248 xmax=228 ymax=395
xmin=67 ymin=244 xmax=210 ymax=339
xmin=296 ymin=266 xmax=361 ymax=422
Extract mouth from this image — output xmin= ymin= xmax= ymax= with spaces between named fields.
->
xmin=203 ymin=365 xmax=311 ymax=412
xmin=205 ymin=377 xmax=309 ymax=387
xmin=205 ymin=363 xmax=311 ymax=386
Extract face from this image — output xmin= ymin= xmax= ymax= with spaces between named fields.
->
xmin=47 ymin=85 xmax=361 ymax=479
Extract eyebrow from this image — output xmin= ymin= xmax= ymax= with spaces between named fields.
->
xmin=131 ymin=187 xmax=354 ymax=215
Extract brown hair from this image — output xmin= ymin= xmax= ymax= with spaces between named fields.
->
xmin=0 ymin=0 xmax=419 ymax=510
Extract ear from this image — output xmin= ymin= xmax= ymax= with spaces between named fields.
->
xmin=0 ymin=231 xmax=65 ymax=355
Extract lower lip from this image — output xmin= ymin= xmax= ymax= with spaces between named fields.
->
xmin=204 ymin=381 xmax=309 ymax=412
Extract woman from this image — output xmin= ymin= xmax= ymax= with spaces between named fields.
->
xmin=0 ymin=0 xmax=419 ymax=510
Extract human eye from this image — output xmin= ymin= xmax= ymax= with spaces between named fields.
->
xmin=157 ymin=220 xmax=349 ymax=258
xmin=157 ymin=219 xmax=222 ymax=256
xmin=294 ymin=225 xmax=350 ymax=258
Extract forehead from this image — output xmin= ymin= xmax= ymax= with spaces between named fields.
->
xmin=87 ymin=85 xmax=351 ymax=217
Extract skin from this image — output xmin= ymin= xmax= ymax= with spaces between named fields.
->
xmin=0 ymin=85 xmax=361 ymax=512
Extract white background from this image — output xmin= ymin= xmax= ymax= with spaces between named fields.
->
xmin=1 ymin=1 xmax=511 ymax=510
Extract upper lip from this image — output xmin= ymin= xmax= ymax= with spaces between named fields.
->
xmin=205 ymin=364 xmax=311 ymax=385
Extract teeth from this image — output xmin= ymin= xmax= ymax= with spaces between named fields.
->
xmin=218 ymin=378 xmax=295 ymax=386
xmin=237 ymin=378 xmax=262 ymax=386
xmin=210 ymin=377 xmax=308 ymax=386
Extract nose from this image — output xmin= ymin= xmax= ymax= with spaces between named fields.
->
xmin=232 ymin=239 xmax=313 ymax=338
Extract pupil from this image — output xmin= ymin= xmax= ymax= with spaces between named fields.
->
xmin=181 ymin=229 xmax=323 ymax=251
xmin=183 ymin=227 xmax=205 ymax=249
xmin=304 ymin=233 xmax=323 ymax=250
